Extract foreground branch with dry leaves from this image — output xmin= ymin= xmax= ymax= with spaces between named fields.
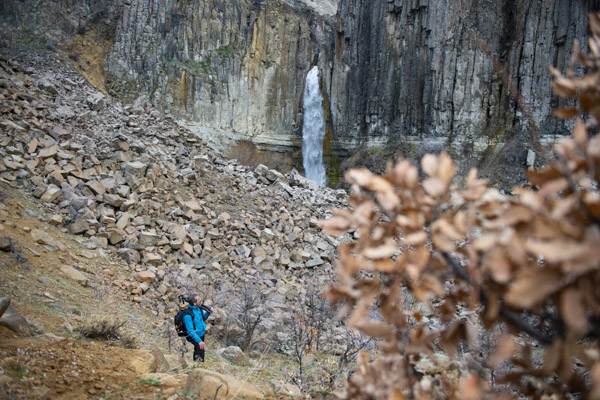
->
xmin=320 ymin=14 xmax=600 ymax=400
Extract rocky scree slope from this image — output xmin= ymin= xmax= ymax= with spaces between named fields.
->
xmin=0 ymin=47 xmax=348 ymax=360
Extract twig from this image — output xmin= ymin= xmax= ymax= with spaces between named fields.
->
xmin=441 ymin=252 xmax=554 ymax=345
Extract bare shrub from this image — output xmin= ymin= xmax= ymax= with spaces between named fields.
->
xmin=320 ymin=14 xmax=600 ymax=399
xmin=77 ymin=315 xmax=138 ymax=349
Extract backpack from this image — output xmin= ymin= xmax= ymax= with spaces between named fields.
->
xmin=174 ymin=308 xmax=194 ymax=337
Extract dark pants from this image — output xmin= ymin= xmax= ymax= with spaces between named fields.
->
xmin=186 ymin=335 xmax=205 ymax=362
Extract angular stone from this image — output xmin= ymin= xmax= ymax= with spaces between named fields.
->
xmin=183 ymin=200 xmax=201 ymax=211
xmin=144 ymin=252 xmax=162 ymax=266
xmin=183 ymin=369 xmax=263 ymax=399
xmin=217 ymin=346 xmax=250 ymax=366
xmin=135 ymin=270 xmax=156 ymax=283
xmin=139 ymin=230 xmax=158 ymax=247
xmin=0 ymin=237 xmax=12 ymax=252
xmin=170 ymin=239 xmax=183 ymax=250
xmin=60 ymin=265 xmax=88 ymax=286
xmin=124 ymin=161 xmax=147 ymax=177
xmin=31 ymin=229 xmax=54 ymax=246
xmin=38 ymin=145 xmax=58 ymax=159
xmin=117 ymin=248 xmax=140 ymax=264
xmin=305 ymin=258 xmax=324 ymax=268
xmin=48 ymin=214 xmax=63 ymax=226
xmin=86 ymin=180 xmax=107 ymax=196
xmin=103 ymin=193 xmax=124 ymax=207
xmin=108 ymin=229 xmax=127 ymax=245
xmin=116 ymin=212 xmax=131 ymax=230
xmin=69 ymin=221 xmax=89 ymax=235
xmin=40 ymin=186 xmax=61 ymax=203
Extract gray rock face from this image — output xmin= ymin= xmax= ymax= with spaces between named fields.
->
xmin=0 ymin=0 xmax=595 ymax=187
xmin=104 ymin=0 xmax=336 ymax=153
xmin=329 ymin=0 xmax=596 ymax=181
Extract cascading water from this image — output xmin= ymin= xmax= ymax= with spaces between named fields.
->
xmin=302 ymin=66 xmax=326 ymax=187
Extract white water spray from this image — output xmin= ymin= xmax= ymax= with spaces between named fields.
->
xmin=302 ymin=66 xmax=326 ymax=187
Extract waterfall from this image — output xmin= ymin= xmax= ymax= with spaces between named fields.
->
xmin=302 ymin=66 xmax=326 ymax=187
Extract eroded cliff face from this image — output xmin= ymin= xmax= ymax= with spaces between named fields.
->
xmin=104 ymin=0 xmax=336 ymax=154
xmin=0 ymin=0 xmax=597 ymax=186
xmin=329 ymin=0 xmax=598 ymax=184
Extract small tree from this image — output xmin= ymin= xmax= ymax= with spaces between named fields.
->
xmin=231 ymin=282 xmax=268 ymax=351
xmin=286 ymin=308 xmax=317 ymax=389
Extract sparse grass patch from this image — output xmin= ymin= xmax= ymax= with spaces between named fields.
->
xmin=136 ymin=378 xmax=162 ymax=386
xmin=1 ymin=359 xmax=26 ymax=379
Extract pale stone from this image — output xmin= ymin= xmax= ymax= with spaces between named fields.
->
xmin=135 ymin=270 xmax=156 ymax=283
xmin=60 ymin=265 xmax=88 ymax=286
xmin=31 ymin=229 xmax=54 ymax=246
xmin=40 ymin=186 xmax=61 ymax=203
xmin=183 ymin=369 xmax=263 ymax=399
xmin=217 ymin=346 xmax=250 ymax=366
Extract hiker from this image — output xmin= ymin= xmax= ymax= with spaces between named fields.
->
xmin=180 ymin=294 xmax=213 ymax=362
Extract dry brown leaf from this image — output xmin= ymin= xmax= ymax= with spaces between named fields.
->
xmin=453 ymin=211 xmax=468 ymax=235
xmin=514 ymin=187 xmax=544 ymax=212
xmin=376 ymin=189 xmax=401 ymax=212
xmin=433 ymin=218 xmax=464 ymax=241
xmin=482 ymin=247 xmax=511 ymax=283
xmin=573 ymin=119 xmax=588 ymax=148
xmin=473 ymin=234 xmax=499 ymax=252
xmin=490 ymin=334 xmax=517 ymax=368
xmin=505 ymin=269 xmax=563 ymax=309
xmin=367 ymin=175 xmax=394 ymax=193
xmin=525 ymin=239 xmax=591 ymax=263
xmin=403 ymin=231 xmax=427 ymax=245
xmin=388 ymin=389 xmax=408 ymax=400
xmin=437 ymin=152 xmax=458 ymax=184
xmin=346 ymin=168 xmax=373 ymax=187
xmin=432 ymin=231 xmax=457 ymax=252
xmin=584 ymin=191 xmax=600 ymax=217
xmin=421 ymin=154 xmax=438 ymax=177
xmin=561 ymin=288 xmax=589 ymax=335
xmin=588 ymin=134 xmax=600 ymax=156
xmin=439 ymin=320 xmax=467 ymax=357
xmin=484 ymin=204 xmax=533 ymax=229
xmin=318 ymin=216 xmax=350 ymax=236
xmin=364 ymin=239 xmax=398 ymax=259
xmin=423 ymin=177 xmax=446 ymax=197
xmin=353 ymin=318 xmax=394 ymax=339
xmin=373 ymin=259 xmax=398 ymax=273
xmin=543 ymin=339 xmax=563 ymax=374
xmin=553 ymin=106 xmax=580 ymax=119
xmin=551 ymin=195 xmax=580 ymax=220
xmin=552 ymin=77 xmax=578 ymax=98
xmin=459 ymin=374 xmax=483 ymax=400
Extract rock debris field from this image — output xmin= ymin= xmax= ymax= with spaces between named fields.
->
xmin=0 ymin=47 xmax=349 ymax=399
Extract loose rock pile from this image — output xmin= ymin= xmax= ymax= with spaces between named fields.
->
xmin=0 ymin=49 xmax=347 ymax=350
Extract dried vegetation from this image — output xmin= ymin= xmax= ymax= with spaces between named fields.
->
xmin=320 ymin=14 xmax=600 ymax=400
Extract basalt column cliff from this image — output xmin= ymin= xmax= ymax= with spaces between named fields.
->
xmin=0 ymin=0 xmax=597 ymax=187
xmin=104 ymin=0 xmax=336 ymax=157
xmin=328 ymin=0 xmax=598 ymax=185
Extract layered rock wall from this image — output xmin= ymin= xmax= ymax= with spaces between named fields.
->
xmin=104 ymin=0 xmax=336 ymax=152
xmin=329 ymin=0 xmax=598 ymax=179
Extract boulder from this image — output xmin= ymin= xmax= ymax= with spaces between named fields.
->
xmin=60 ymin=265 xmax=88 ymax=286
xmin=135 ymin=270 xmax=156 ymax=283
xmin=0 ymin=302 xmax=34 ymax=336
xmin=0 ymin=237 xmax=11 ymax=252
xmin=69 ymin=221 xmax=89 ymax=235
xmin=217 ymin=346 xmax=250 ymax=366
xmin=183 ymin=368 xmax=263 ymax=400
xmin=31 ymin=229 xmax=54 ymax=246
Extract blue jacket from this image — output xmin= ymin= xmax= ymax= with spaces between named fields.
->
xmin=183 ymin=305 xmax=211 ymax=343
